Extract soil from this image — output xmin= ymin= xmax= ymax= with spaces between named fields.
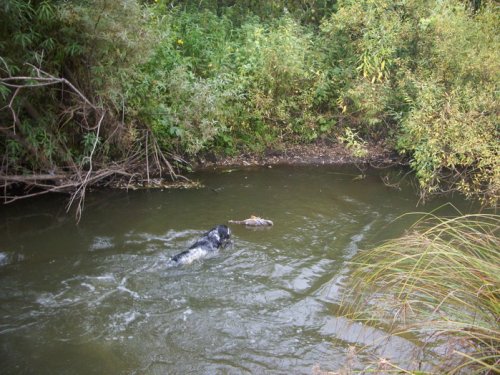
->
xmin=110 ymin=141 xmax=403 ymax=191
xmin=2 ymin=141 xmax=402 ymax=199
xmin=193 ymin=140 xmax=402 ymax=170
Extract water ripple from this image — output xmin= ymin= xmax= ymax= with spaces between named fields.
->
xmin=0 ymin=165 xmax=450 ymax=374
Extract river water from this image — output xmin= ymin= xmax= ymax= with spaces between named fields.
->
xmin=0 ymin=166 xmax=474 ymax=374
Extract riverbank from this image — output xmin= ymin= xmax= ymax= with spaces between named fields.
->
xmin=194 ymin=140 xmax=401 ymax=170
xmin=2 ymin=0 xmax=497 ymax=211
xmin=0 ymin=140 xmax=400 ymax=208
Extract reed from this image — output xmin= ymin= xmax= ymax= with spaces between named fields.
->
xmin=341 ymin=213 xmax=499 ymax=374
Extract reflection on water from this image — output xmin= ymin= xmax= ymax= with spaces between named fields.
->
xmin=0 ymin=166 xmax=474 ymax=374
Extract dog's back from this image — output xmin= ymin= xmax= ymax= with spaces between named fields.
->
xmin=168 ymin=225 xmax=231 ymax=266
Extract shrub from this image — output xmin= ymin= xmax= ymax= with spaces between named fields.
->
xmin=396 ymin=4 xmax=499 ymax=206
xmin=230 ymin=15 xmax=326 ymax=144
xmin=0 ymin=0 xmax=156 ymax=173
xmin=319 ymin=0 xmax=499 ymax=205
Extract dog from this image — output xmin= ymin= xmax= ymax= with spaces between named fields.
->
xmin=168 ymin=225 xmax=231 ymax=266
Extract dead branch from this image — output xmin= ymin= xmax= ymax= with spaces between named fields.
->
xmin=1 ymin=68 xmax=96 ymax=110
xmin=148 ymin=128 xmax=189 ymax=181
xmin=1 ymin=174 xmax=68 ymax=182
xmin=67 ymin=110 xmax=105 ymax=222
xmin=1 ymin=168 xmax=134 ymax=203
xmin=1 ymin=65 xmax=189 ymax=221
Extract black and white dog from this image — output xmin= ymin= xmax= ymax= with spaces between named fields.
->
xmin=168 ymin=225 xmax=231 ymax=266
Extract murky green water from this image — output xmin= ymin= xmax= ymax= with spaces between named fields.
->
xmin=0 ymin=166 xmax=475 ymax=374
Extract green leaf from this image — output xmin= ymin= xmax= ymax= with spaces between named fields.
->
xmin=0 ymin=84 xmax=10 ymax=101
xmin=37 ymin=1 xmax=55 ymax=22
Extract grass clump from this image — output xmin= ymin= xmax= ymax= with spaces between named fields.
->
xmin=341 ymin=213 xmax=499 ymax=374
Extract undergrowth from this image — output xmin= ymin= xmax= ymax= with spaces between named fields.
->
xmin=1 ymin=0 xmax=499 ymax=206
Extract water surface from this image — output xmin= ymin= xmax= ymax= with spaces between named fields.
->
xmin=0 ymin=166 xmax=474 ymax=374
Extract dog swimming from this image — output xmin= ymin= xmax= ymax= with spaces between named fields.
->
xmin=167 ymin=225 xmax=232 ymax=266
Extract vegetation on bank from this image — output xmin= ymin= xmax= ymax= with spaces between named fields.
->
xmin=340 ymin=213 xmax=499 ymax=374
xmin=1 ymin=0 xmax=499 ymax=206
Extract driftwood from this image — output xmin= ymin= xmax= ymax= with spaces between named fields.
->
xmin=228 ymin=215 xmax=274 ymax=226
xmin=0 ymin=66 xmax=187 ymax=222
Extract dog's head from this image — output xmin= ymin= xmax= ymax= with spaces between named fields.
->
xmin=216 ymin=224 xmax=231 ymax=241
xmin=207 ymin=224 xmax=231 ymax=248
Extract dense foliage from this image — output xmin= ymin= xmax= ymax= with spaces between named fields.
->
xmin=1 ymin=0 xmax=498 ymax=204
xmin=1 ymin=0 xmax=155 ymax=180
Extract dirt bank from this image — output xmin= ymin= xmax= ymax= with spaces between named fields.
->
xmin=194 ymin=141 xmax=402 ymax=170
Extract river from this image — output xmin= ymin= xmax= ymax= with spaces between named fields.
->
xmin=0 ymin=165 xmax=475 ymax=374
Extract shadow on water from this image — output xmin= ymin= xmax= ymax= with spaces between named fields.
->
xmin=0 ymin=166 xmax=478 ymax=374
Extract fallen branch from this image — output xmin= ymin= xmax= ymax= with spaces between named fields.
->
xmin=0 ymin=174 xmax=68 ymax=182
xmin=1 ymin=66 xmax=189 ymax=221
xmin=1 ymin=168 xmax=134 ymax=203
xmin=1 ymin=64 xmax=97 ymax=110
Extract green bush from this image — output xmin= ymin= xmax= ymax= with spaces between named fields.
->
xmin=319 ymin=0 xmax=499 ymax=205
xmin=0 ymin=0 xmax=155 ymax=173
xmin=396 ymin=4 xmax=499 ymax=205
xmin=131 ymin=8 xmax=329 ymax=153
xmin=124 ymin=8 xmax=234 ymax=154
xmin=230 ymin=15 xmax=324 ymax=143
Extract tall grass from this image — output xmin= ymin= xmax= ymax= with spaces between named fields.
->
xmin=340 ymin=213 xmax=499 ymax=374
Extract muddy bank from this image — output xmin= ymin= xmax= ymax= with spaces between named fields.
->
xmin=194 ymin=141 xmax=402 ymax=170
xmin=108 ymin=142 xmax=402 ymax=191
xmin=1 ymin=141 xmax=402 ymax=212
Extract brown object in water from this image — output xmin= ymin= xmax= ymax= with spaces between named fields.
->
xmin=228 ymin=215 xmax=273 ymax=226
